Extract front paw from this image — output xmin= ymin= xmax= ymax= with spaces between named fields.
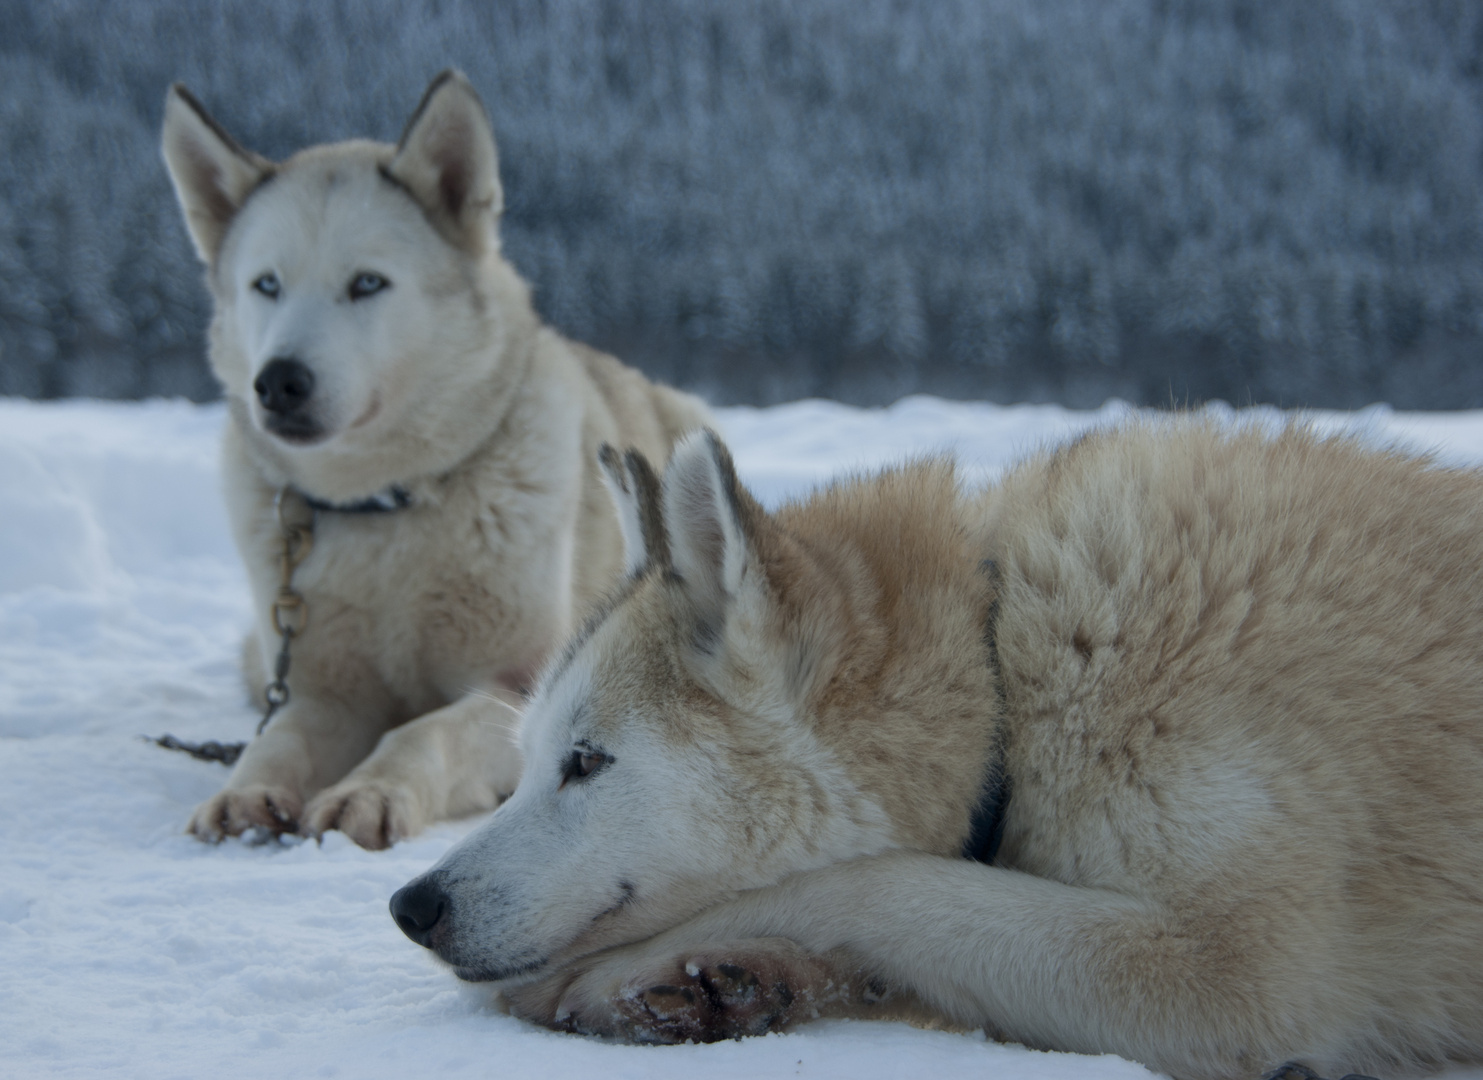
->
xmin=303 ymin=779 xmax=424 ymax=850
xmin=616 ymin=956 xmax=803 ymax=1043
xmin=188 ymin=785 xmax=302 ymax=842
xmin=513 ymin=938 xmax=846 ymax=1044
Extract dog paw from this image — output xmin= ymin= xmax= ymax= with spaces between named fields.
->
xmin=623 ymin=957 xmax=802 ymax=1043
xmin=303 ymin=779 xmax=423 ymax=850
xmin=519 ymin=938 xmax=845 ymax=1043
xmin=188 ymin=786 xmax=302 ymax=841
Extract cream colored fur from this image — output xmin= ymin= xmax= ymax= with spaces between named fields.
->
xmin=160 ymin=71 xmax=710 ymax=849
xmin=400 ymin=421 xmax=1483 ymax=1078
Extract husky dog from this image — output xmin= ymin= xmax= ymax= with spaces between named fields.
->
xmin=160 ymin=71 xmax=710 ymax=849
xmin=392 ymin=423 xmax=1483 ymax=1079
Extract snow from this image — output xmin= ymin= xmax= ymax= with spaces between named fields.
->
xmin=4 ymin=394 xmax=1483 ymax=1080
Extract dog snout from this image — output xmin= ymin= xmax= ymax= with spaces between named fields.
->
xmin=390 ymin=875 xmax=449 ymax=948
xmin=254 ymin=357 xmax=316 ymax=415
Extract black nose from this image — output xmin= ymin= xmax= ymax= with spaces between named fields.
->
xmin=390 ymin=876 xmax=448 ymax=948
xmin=254 ymin=358 xmax=315 ymax=415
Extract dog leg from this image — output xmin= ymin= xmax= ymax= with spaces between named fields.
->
xmin=187 ymin=691 xmax=390 ymax=842
xmin=302 ymin=691 xmax=523 ymax=849
xmin=519 ymin=851 xmax=1341 ymax=1079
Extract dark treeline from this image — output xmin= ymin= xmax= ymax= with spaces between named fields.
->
xmin=2 ymin=0 xmax=1481 ymax=408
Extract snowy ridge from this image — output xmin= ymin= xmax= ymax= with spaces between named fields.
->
xmin=3 ymin=396 xmax=1483 ymax=1079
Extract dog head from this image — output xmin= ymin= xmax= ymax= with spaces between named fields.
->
xmin=389 ymin=432 xmax=903 ymax=983
xmin=162 ymin=71 xmax=533 ymax=500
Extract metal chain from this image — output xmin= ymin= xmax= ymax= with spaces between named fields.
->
xmin=258 ymin=487 xmax=315 ymax=734
xmin=148 ymin=487 xmax=315 ymax=763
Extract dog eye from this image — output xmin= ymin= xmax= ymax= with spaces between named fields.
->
xmin=252 ymin=273 xmax=280 ymax=299
xmin=348 ymin=272 xmax=389 ymax=301
xmin=563 ymin=747 xmax=610 ymax=784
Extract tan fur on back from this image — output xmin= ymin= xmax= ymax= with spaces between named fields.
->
xmin=984 ymin=422 xmax=1483 ymax=1070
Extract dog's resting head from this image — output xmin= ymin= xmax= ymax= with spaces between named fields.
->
xmin=390 ymin=432 xmax=1000 ymax=984
xmin=162 ymin=71 xmax=536 ymax=502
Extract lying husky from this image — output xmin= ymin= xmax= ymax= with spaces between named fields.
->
xmin=160 ymin=71 xmax=710 ymax=848
xmin=392 ymin=422 xmax=1483 ymax=1079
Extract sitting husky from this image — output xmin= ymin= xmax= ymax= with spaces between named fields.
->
xmin=391 ymin=423 xmax=1483 ymax=1079
xmin=160 ymin=71 xmax=710 ymax=849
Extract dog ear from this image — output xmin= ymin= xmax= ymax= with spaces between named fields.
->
xmin=662 ymin=429 xmax=760 ymax=637
xmin=160 ymin=85 xmax=274 ymax=265
xmin=387 ymin=69 xmax=503 ymax=253
xmin=598 ymin=445 xmax=668 ymax=578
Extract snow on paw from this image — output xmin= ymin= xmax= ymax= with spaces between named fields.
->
xmin=555 ymin=938 xmax=837 ymax=1044
xmin=188 ymin=785 xmax=302 ymax=842
xmin=688 ymin=958 xmax=800 ymax=1036
xmin=623 ymin=980 xmax=715 ymax=1044
xmin=303 ymin=779 xmax=422 ymax=850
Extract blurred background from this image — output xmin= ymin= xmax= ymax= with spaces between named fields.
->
xmin=1 ymin=0 xmax=1480 ymax=408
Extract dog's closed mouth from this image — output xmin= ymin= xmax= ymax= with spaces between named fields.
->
xmin=265 ymin=416 xmax=328 ymax=445
xmin=453 ymin=954 xmax=550 ymax=984
xmin=591 ymin=880 xmax=637 ymax=923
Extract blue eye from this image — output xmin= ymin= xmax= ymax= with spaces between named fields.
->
xmin=252 ymin=272 xmax=281 ymax=299
xmin=348 ymin=272 xmax=389 ymax=300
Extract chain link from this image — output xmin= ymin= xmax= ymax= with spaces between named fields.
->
xmin=258 ymin=487 xmax=315 ymax=734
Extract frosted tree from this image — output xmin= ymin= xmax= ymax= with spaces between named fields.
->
xmin=1 ymin=0 xmax=1480 ymax=407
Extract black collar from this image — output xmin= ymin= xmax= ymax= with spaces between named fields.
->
xmin=962 ymin=558 xmax=1011 ymax=865
xmin=299 ymin=486 xmax=413 ymax=514
xmin=961 ymin=738 xmax=1011 ymax=865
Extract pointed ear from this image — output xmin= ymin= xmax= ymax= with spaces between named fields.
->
xmin=161 ymin=85 xmax=274 ymax=265
xmin=386 ymin=70 xmax=502 ymax=253
xmin=598 ymin=444 xmax=668 ymax=578
xmin=662 ymin=430 xmax=758 ymax=633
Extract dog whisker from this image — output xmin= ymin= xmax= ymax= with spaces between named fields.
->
xmin=474 ymin=718 xmax=522 ymax=738
xmin=467 ymin=688 xmax=526 ymax=717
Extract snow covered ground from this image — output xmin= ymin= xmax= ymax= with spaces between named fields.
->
xmin=4 ymin=395 xmax=1483 ymax=1080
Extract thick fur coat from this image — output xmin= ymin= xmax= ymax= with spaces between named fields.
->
xmin=393 ymin=421 xmax=1483 ymax=1079
xmin=161 ymin=71 xmax=710 ymax=848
